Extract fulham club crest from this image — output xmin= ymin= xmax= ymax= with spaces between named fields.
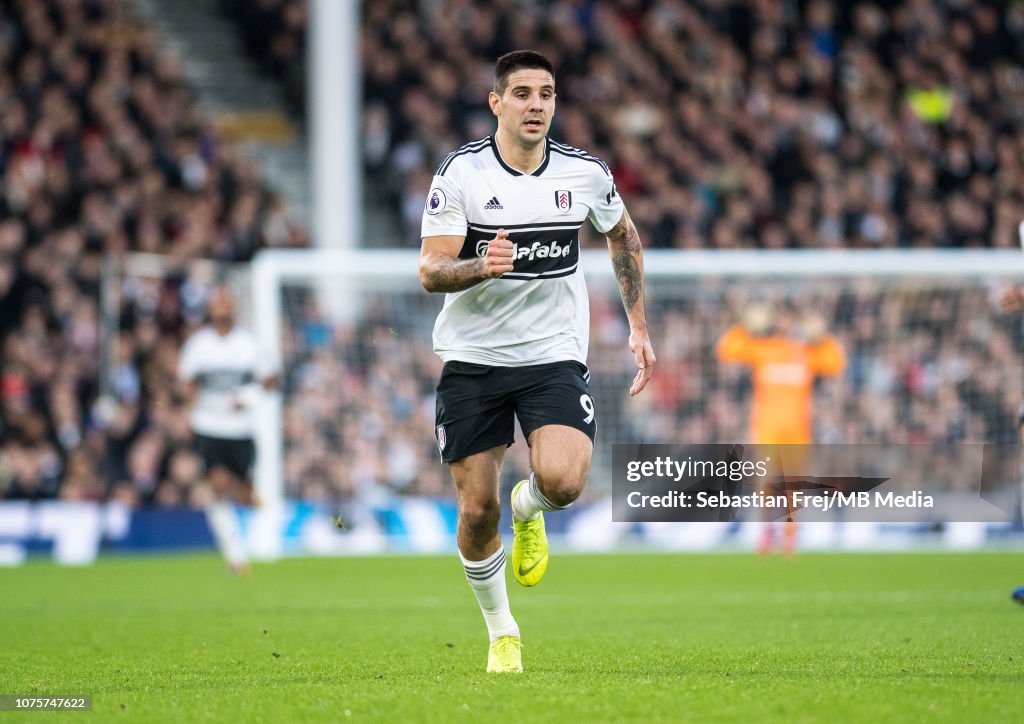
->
xmin=555 ymin=190 xmax=572 ymax=213
xmin=436 ymin=425 xmax=446 ymax=453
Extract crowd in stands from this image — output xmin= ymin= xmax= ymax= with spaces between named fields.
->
xmin=2 ymin=0 xmax=1024 ymax=507
xmin=362 ymin=0 xmax=1024 ymax=249
xmin=0 ymin=0 xmax=306 ymax=505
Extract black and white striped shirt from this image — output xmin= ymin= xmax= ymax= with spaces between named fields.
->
xmin=421 ymin=135 xmax=624 ymax=366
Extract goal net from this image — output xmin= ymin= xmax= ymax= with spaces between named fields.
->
xmin=253 ymin=246 xmax=1024 ymax=484
xmin=103 ymin=249 xmax=1024 ymax=553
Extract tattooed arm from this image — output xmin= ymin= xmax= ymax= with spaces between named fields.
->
xmin=419 ymin=230 xmax=514 ymax=293
xmin=605 ymin=208 xmax=656 ymax=396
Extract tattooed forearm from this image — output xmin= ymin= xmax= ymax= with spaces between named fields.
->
xmin=613 ymin=247 xmax=641 ymax=309
xmin=606 ymin=211 xmax=644 ymax=311
xmin=420 ymin=256 xmax=486 ymax=293
xmin=605 ymin=212 xmax=643 ymax=254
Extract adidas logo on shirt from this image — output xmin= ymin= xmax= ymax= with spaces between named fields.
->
xmin=483 ymin=196 xmax=503 ymax=210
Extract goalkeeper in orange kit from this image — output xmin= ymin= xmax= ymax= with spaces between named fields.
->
xmin=716 ymin=303 xmax=846 ymax=554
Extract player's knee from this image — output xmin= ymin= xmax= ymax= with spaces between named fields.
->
xmin=459 ymin=498 xmax=501 ymax=534
xmin=538 ymin=473 xmax=585 ymax=508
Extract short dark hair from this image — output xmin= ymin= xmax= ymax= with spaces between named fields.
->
xmin=494 ymin=50 xmax=555 ymax=95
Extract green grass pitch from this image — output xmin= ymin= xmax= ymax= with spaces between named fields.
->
xmin=2 ymin=551 xmax=1022 ymax=722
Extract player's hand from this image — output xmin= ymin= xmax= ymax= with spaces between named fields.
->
xmin=998 ymin=285 xmax=1024 ymax=313
xmin=628 ymin=327 xmax=656 ymax=396
xmin=482 ymin=229 xmax=515 ymax=278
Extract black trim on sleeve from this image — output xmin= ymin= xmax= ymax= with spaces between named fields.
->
xmin=436 ymin=137 xmax=492 ymax=176
xmin=548 ymin=144 xmax=612 ymax=176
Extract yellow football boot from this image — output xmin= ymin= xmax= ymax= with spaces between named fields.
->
xmin=511 ymin=479 xmax=549 ymax=587
xmin=486 ymin=635 xmax=523 ymax=673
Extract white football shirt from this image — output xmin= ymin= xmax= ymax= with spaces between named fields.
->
xmin=421 ymin=135 xmax=624 ymax=366
xmin=178 ymin=325 xmax=275 ymax=439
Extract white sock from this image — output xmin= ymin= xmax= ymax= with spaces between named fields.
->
xmin=460 ymin=546 xmax=519 ymax=641
xmin=512 ymin=473 xmax=565 ymax=522
xmin=206 ymin=501 xmax=248 ymax=566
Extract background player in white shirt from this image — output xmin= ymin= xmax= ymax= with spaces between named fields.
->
xmin=178 ymin=287 xmax=277 ymax=575
xmin=420 ymin=50 xmax=656 ymax=672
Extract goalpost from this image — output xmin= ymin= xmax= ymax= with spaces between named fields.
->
xmin=249 ymin=249 xmax=422 ymax=557
xmin=104 ymin=248 xmax=1024 ymax=556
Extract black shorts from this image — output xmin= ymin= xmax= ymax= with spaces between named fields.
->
xmin=194 ymin=434 xmax=255 ymax=481
xmin=434 ymin=360 xmax=596 ymax=463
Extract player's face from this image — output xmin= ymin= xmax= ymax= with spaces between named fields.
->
xmin=208 ymin=290 xmax=235 ymax=327
xmin=491 ymin=69 xmax=555 ymax=146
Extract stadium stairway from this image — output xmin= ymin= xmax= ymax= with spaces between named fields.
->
xmin=127 ymin=0 xmax=310 ymax=224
